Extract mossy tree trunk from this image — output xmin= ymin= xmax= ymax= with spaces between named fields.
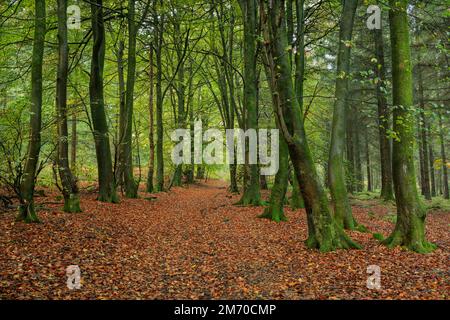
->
xmin=117 ymin=0 xmax=138 ymax=198
xmin=237 ymin=0 xmax=261 ymax=205
xmin=146 ymin=45 xmax=155 ymax=192
xmin=417 ymin=61 xmax=431 ymax=200
xmin=56 ymin=0 xmax=81 ymax=213
xmin=17 ymin=0 xmax=46 ymax=222
xmin=373 ymin=10 xmax=395 ymax=201
xmin=155 ymin=12 xmax=165 ymax=192
xmin=438 ymin=111 xmax=449 ymax=199
xmin=172 ymin=19 xmax=186 ymax=188
xmin=89 ymin=0 xmax=118 ymax=203
xmin=427 ymin=123 xmax=436 ymax=197
xmin=259 ymin=113 xmax=290 ymax=222
xmin=261 ymin=0 xmax=360 ymax=251
xmin=327 ymin=0 xmax=363 ymax=230
xmin=289 ymin=168 xmax=305 ymax=209
xmin=382 ymin=0 xmax=435 ymax=253
xmin=365 ymin=134 xmax=372 ymax=192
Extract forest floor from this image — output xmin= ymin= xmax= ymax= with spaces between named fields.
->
xmin=0 ymin=180 xmax=448 ymax=300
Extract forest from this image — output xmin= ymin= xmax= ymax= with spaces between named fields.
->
xmin=0 ymin=0 xmax=449 ymax=300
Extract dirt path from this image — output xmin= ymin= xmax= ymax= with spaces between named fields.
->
xmin=0 ymin=180 xmax=448 ymax=299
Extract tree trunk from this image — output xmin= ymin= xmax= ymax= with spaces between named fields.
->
xmin=56 ymin=0 xmax=81 ymax=213
xmin=117 ymin=0 xmax=138 ymax=198
xmin=365 ymin=134 xmax=372 ymax=192
xmin=89 ymin=0 xmax=118 ymax=203
xmin=427 ymin=123 xmax=436 ymax=197
xmin=237 ymin=0 xmax=261 ymax=205
xmin=155 ymin=14 xmax=164 ymax=192
xmin=438 ymin=111 xmax=449 ymax=199
xmin=382 ymin=0 xmax=435 ymax=253
xmin=373 ymin=10 xmax=394 ymax=201
xmin=117 ymin=40 xmax=125 ymax=188
xmin=146 ymin=46 xmax=155 ymax=193
xmin=328 ymin=0 xmax=363 ymax=230
xmin=354 ymin=118 xmax=363 ymax=192
xmin=345 ymin=109 xmax=355 ymax=194
xmin=417 ymin=63 xmax=431 ymax=200
xmin=172 ymin=20 xmax=186 ymax=187
xmin=260 ymin=138 xmax=289 ymax=222
xmin=289 ymin=169 xmax=305 ymax=209
xmin=261 ymin=0 xmax=360 ymax=251
xmin=17 ymin=0 xmax=46 ymax=222
xmin=70 ymin=111 xmax=77 ymax=176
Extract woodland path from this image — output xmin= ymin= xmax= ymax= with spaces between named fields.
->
xmin=0 ymin=180 xmax=448 ymax=299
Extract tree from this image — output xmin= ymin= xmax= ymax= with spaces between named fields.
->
xmin=117 ymin=0 xmax=139 ymax=198
xmin=17 ymin=0 xmax=46 ymax=222
xmin=381 ymin=0 xmax=435 ymax=253
xmin=327 ymin=0 xmax=364 ymax=231
xmin=237 ymin=0 xmax=261 ymax=205
xmin=89 ymin=0 xmax=118 ymax=203
xmin=155 ymin=6 xmax=165 ymax=192
xmin=438 ymin=110 xmax=449 ymax=199
xmin=373 ymin=4 xmax=394 ymax=201
xmin=146 ymin=45 xmax=155 ymax=193
xmin=56 ymin=0 xmax=81 ymax=212
xmin=261 ymin=0 xmax=360 ymax=251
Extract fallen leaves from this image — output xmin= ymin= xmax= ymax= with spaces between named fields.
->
xmin=0 ymin=180 xmax=448 ymax=300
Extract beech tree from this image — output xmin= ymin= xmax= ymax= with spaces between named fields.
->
xmin=17 ymin=0 xmax=46 ymax=222
xmin=89 ymin=0 xmax=118 ymax=203
xmin=381 ymin=0 xmax=435 ymax=253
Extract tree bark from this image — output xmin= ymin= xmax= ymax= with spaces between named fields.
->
xmin=261 ymin=0 xmax=360 ymax=251
xmin=382 ymin=0 xmax=435 ymax=253
xmin=427 ymin=123 xmax=436 ymax=197
xmin=365 ymin=133 xmax=372 ymax=192
xmin=237 ymin=0 xmax=261 ymax=205
xmin=146 ymin=45 xmax=155 ymax=193
xmin=155 ymin=12 xmax=165 ymax=192
xmin=438 ymin=111 xmax=449 ymax=199
xmin=56 ymin=0 xmax=81 ymax=212
xmin=89 ymin=0 xmax=118 ymax=203
xmin=417 ymin=62 xmax=431 ymax=200
xmin=373 ymin=10 xmax=394 ymax=201
xmin=328 ymin=0 xmax=363 ymax=230
xmin=17 ymin=0 xmax=46 ymax=222
xmin=118 ymin=0 xmax=139 ymax=198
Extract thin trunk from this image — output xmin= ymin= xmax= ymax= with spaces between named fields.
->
xmin=17 ymin=0 xmax=46 ymax=222
xmin=155 ymin=13 xmax=164 ymax=192
xmin=260 ymin=137 xmax=289 ymax=221
xmin=382 ymin=0 xmax=435 ymax=253
xmin=328 ymin=0 xmax=364 ymax=230
xmin=146 ymin=46 xmax=155 ymax=192
xmin=373 ymin=10 xmax=394 ymax=200
xmin=354 ymin=119 xmax=363 ymax=192
xmin=89 ymin=0 xmax=118 ymax=203
xmin=237 ymin=0 xmax=261 ymax=205
xmin=438 ymin=111 xmax=449 ymax=199
xmin=117 ymin=40 xmax=125 ymax=187
xmin=427 ymin=123 xmax=436 ymax=197
xmin=289 ymin=168 xmax=305 ymax=209
xmin=70 ymin=111 xmax=77 ymax=176
xmin=56 ymin=0 xmax=81 ymax=212
xmin=172 ymin=20 xmax=185 ymax=187
xmin=120 ymin=0 xmax=138 ymax=198
xmin=346 ymin=109 xmax=355 ymax=194
xmin=365 ymin=134 xmax=372 ymax=192
xmin=418 ymin=64 xmax=431 ymax=200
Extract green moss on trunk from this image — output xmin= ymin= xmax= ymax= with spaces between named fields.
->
xmin=384 ymin=0 xmax=435 ymax=253
xmin=63 ymin=194 xmax=82 ymax=213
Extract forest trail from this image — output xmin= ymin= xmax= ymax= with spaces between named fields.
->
xmin=0 ymin=180 xmax=448 ymax=299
